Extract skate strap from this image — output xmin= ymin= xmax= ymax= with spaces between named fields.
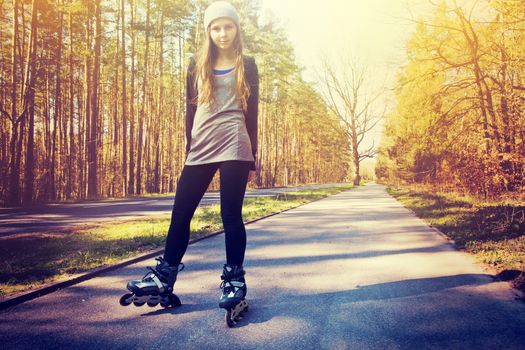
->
xmin=178 ymin=262 xmax=185 ymax=272
xmin=220 ymin=280 xmax=244 ymax=292
xmin=151 ymin=274 xmax=164 ymax=290
xmin=221 ymin=265 xmax=245 ymax=280
xmin=229 ymin=281 xmax=245 ymax=288
xmin=155 ymin=257 xmax=184 ymax=273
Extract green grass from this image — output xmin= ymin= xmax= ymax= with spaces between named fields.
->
xmin=0 ymin=184 xmax=356 ymax=298
xmin=387 ymin=185 xmax=525 ymax=292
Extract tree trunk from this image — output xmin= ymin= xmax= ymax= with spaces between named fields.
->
xmin=82 ymin=5 xmax=92 ymax=200
xmin=43 ymin=67 xmax=51 ymax=200
xmin=155 ymin=9 xmax=165 ymax=193
xmin=22 ymin=0 xmax=39 ymax=205
xmin=51 ymin=0 xmax=63 ymax=201
xmin=67 ymin=0 xmax=76 ymax=199
xmin=88 ymin=0 xmax=101 ymax=199
xmin=136 ymin=0 xmax=150 ymax=195
xmin=112 ymin=0 xmax=120 ymax=197
xmin=8 ymin=0 xmax=20 ymax=206
xmin=121 ymin=0 xmax=127 ymax=196
xmin=58 ymin=2 xmax=67 ymax=202
xmin=128 ymin=0 xmax=136 ymax=195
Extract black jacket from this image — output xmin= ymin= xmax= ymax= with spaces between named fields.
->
xmin=185 ymin=55 xmax=259 ymax=171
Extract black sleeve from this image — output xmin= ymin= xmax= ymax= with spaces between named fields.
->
xmin=245 ymin=57 xmax=259 ymax=171
xmin=185 ymin=56 xmax=197 ymax=159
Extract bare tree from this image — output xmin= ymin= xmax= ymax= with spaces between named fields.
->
xmin=317 ymin=55 xmax=384 ymax=185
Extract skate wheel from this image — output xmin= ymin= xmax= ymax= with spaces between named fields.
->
xmin=225 ymin=309 xmax=236 ymax=328
xmin=133 ymin=301 xmax=145 ymax=307
xmin=119 ymin=293 xmax=133 ymax=306
xmin=147 ymin=302 xmax=158 ymax=307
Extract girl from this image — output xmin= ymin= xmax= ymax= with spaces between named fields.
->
xmin=121 ymin=1 xmax=258 ymax=326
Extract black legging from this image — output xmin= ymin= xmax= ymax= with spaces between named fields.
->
xmin=163 ymin=160 xmax=252 ymax=267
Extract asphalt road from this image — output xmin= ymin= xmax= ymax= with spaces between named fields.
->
xmin=0 ymin=182 xmax=348 ymax=236
xmin=1 ymin=183 xmax=524 ymax=349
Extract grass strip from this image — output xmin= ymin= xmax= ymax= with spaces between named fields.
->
xmin=387 ymin=185 xmax=525 ymax=293
xmin=0 ymin=184 xmax=356 ymax=297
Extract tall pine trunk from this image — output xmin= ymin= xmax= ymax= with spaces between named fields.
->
xmin=111 ymin=0 xmax=120 ymax=197
xmin=82 ymin=6 xmax=92 ymax=200
xmin=121 ymin=0 xmax=127 ymax=195
xmin=51 ymin=0 xmax=63 ymax=201
xmin=128 ymin=0 xmax=136 ymax=195
xmin=87 ymin=0 xmax=101 ymax=199
xmin=66 ymin=0 xmax=76 ymax=199
xmin=8 ymin=0 xmax=20 ymax=206
xmin=154 ymin=9 xmax=165 ymax=193
xmin=136 ymin=0 xmax=150 ymax=195
xmin=22 ymin=0 xmax=39 ymax=205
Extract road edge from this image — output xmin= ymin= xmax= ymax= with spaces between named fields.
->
xmin=393 ymin=194 xmax=525 ymax=302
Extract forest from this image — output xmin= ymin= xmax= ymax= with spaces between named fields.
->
xmin=377 ymin=0 xmax=525 ymax=200
xmin=0 ymin=0 xmax=351 ymax=206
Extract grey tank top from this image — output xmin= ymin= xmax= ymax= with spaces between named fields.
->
xmin=184 ymin=68 xmax=254 ymax=166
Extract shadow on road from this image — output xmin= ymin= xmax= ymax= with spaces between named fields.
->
xmin=239 ymin=273 xmax=494 ymax=328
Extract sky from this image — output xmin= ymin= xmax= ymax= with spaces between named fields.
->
xmin=254 ymin=0 xmax=488 ymax=171
xmin=258 ymin=0 xmax=427 ymax=85
xmin=255 ymin=0 xmax=487 ymax=173
xmin=257 ymin=0 xmax=484 ymax=88
xmin=256 ymin=0 xmax=438 ymax=167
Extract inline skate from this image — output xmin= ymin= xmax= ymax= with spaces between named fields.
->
xmin=219 ymin=264 xmax=249 ymax=327
xmin=119 ymin=256 xmax=184 ymax=308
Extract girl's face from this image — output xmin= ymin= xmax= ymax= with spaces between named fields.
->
xmin=209 ymin=17 xmax=238 ymax=51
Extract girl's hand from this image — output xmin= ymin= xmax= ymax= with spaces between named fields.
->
xmin=248 ymin=170 xmax=256 ymax=182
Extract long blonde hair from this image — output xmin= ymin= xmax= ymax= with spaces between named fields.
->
xmin=193 ymin=22 xmax=251 ymax=111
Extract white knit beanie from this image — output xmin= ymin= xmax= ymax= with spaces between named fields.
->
xmin=203 ymin=1 xmax=240 ymax=31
